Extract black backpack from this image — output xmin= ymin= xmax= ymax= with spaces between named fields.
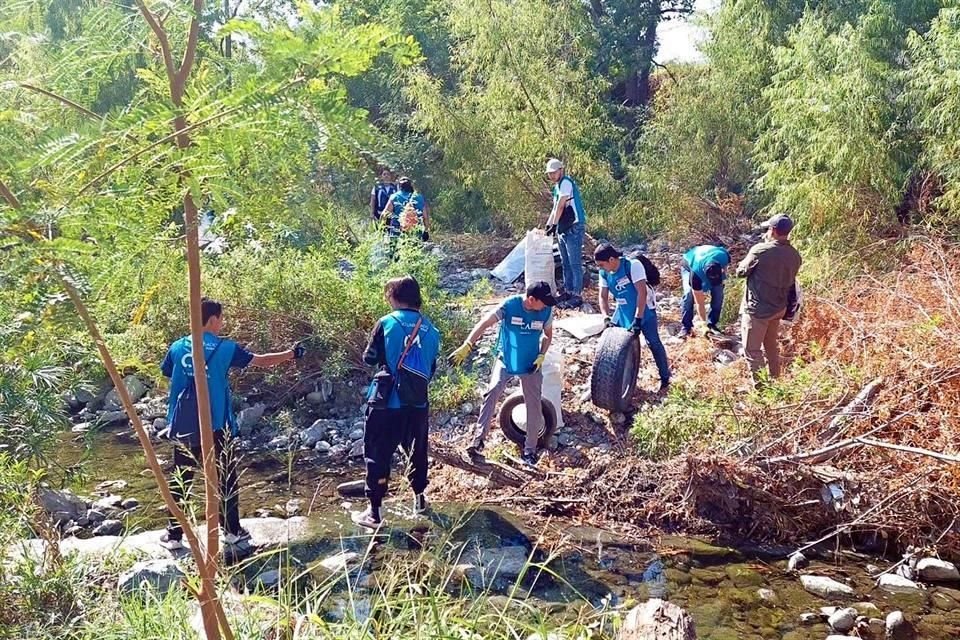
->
xmin=169 ymin=339 xmax=223 ymax=448
xmin=625 ymin=255 xmax=661 ymax=287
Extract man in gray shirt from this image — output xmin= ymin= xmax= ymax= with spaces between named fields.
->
xmin=736 ymin=214 xmax=802 ymax=383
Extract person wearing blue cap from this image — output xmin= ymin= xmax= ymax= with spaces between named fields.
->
xmin=680 ymin=244 xmax=731 ymax=338
xmin=736 ymin=214 xmax=802 ymax=383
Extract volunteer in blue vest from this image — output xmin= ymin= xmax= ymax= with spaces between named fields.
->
xmin=545 ymin=159 xmax=587 ymax=309
xmin=382 ymin=176 xmax=431 ymax=242
xmin=595 ymin=243 xmax=671 ymax=393
xmin=353 ymin=275 xmax=441 ymax=529
xmin=370 ymin=167 xmax=397 ymax=222
xmin=680 ymin=244 xmax=732 ymax=338
xmin=159 ymin=298 xmax=305 ymax=550
xmin=450 ymin=281 xmax=556 ymax=465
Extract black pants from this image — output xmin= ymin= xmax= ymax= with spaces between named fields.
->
xmin=364 ymin=407 xmax=429 ymax=507
xmin=167 ymin=429 xmax=241 ymax=538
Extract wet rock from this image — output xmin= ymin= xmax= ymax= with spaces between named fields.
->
xmin=98 ymin=410 xmax=129 ymax=425
xmin=257 ymin=569 xmax=281 ymax=589
xmin=349 ymin=428 xmax=364 ymax=441
xmin=314 ymin=440 xmax=332 ymax=453
xmin=756 ymin=588 xmax=777 ymax=604
xmin=457 ymin=546 xmax=530 ymax=589
xmin=878 ymin=574 xmax=922 ymax=592
xmin=724 ymin=564 xmax=763 ymax=588
xmin=236 ymin=403 xmax=266 ymax=435
xmin=118 ymin=559 xmax=185 ymax=597
xmin=104 ymin=375 xmax=149 ymax=410
xmin=86 ymin=509 xmax=107 ymax=525
xmin=153 ymin=417 xmax=168 ymax=435
xmin=800 ymin=575 xmax=855 ymax=599
xmin=618 ymin=599 xmax=696 ymax=640
xmin=349 ymin=440 xmax=364 ymax=458
xmin=306 ymin=391 xmax=326 ymax=405
xmin=301 ymin=420 xmax=329 ymax=448
xmin=931 ymin=587 xmax=960 ymax=611
xmin=72 ymin=386 xmax=98 ymax=408
xmin=828 ymin=607 xmax=858 ymax=632
xmin=853 ymin=602 xmax=881 ymax=616
xmin=885 ymin=611 xmax=916 ymax=640
xmin=318 ymin=551 xmax=359 ymax=574
xmin=858 ymin=617 xmax=885 ymax=638
xmin=72 ymin=422 xmax=91 ymax=434
xmin=38 ymin=488 xmax=88 ymax=525
xmin=558 ymin=432 xmax=575 ymax=447
xmin=866 ymin=564 xmax=881 ymax=575
xmin=93 ymin=519 xmax=122 ymax=536
xmin=121 ymin=498 xmax=139 ymax=510
xmin=787 ymin=551 xmax=808 ymax=572
xmin=916 ymin=558 xmax=960 ymax=583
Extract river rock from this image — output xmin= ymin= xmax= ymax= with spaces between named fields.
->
xmin=121 ymin=498 xmax=139 ymax=510
xmin=118 ymin=559 xmax=185 ymax=597
xmin=853 ymin=602 xmax=881 ymax=616
xmin=828 ymin=607 xmax=858 ymax=632
xmin=257 ymin=570 xmax=281 ymax=589
xmin=885 ymin=611 xmax=916 ymax=640
xmin=798 ymin=612 xmax=820 ymax=625
xmin=93 ymin=519 xmax=122 ymax=536
xmin=787 ymin=551 xmax=809 ymax=572
xmin=305 ymin=391 xmax=326 ymax=405
xmin=318 ymin=551 xmax=359 ymax=573
xmin=104 ymin=375 xmax=148 ymax=410
xmin=349 ymin=428 xmax=364 ymax=441
xmin=71 ymin=422 xmax=91 ymax=434
xmin=236 ymin=403 xmax=266 ymax=435
xmin=618 ymin=599 xmax=696 ymax=640
xmin=757 ymin=588 xmax=777 ymax=604
xmin=878 ymin=574 xmax=922 ymax=592
xmin=714 ymin=349 xmax=739 ymax=365
xmin=301 ymin=420 xmax=329 ymax=448
xmin=349 ymin=440 xmax=364 ymax=458
xmin=285 ymin=499 xmax=303 ymax=516
xmin=558 ymin=432 xmax=575 ymax=447
xmin=86 ymin=508 xmax=107 ymax=525
xmin=93 ymin=495 xmax=123 ymax=511
xmin=38 ymin=488 xmax=88 ymax=525
xmin=800 ymin=575 xmax=855 ymax=599
xmin=916 ymin=558 xmax=960 ymax=583
xmin=457 ymin=546 xmax=530 ymax=588
xmin=858 ymin=617 xmax=885 ymax=638
xmin=315 ymin=440 xmax=332 ymax=453
xmin=98 ymin=410 xmax=129 ymax=425
xmin=153 ymin=417 xmax=168 ymax=435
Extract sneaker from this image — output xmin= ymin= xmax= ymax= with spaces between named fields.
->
xmin=521 ymin=450 xmax=539 ymax=466
xmin=159 ymin=531 xmax=184 ymax=551
xmin=413 ymin=493 xmax=429 ymax=515
xmin=351 ymin=507 xmax=382 ymax=529
xmin=222 ymin=528 xmax=252 ymax=546
xmin=678 ymin=328 xmax=692 ymax=340
xmin=557 ymin=296 xmax=582 ymax=310
xmin=556 ymin=290 xmax=571 ymax=302
xmin=466 ymin=439 xmax=485 ymax=462
xmin=658 ymin=380 xmax=671 ymax=394
xmin=706 ymin=323 xmax=720 ymax=334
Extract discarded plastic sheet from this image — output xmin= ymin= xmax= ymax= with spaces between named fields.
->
xmin=491 ymin=238 xmax=526 ymax=283
xmin=554 ymin=314 xmax=607 ymax=341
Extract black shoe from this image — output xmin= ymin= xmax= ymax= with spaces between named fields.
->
xmin=222 ymin=527 xmax=252 ymax=546
xmin=521 ymin=450 xmax=539 ymax=466
xmin=706 ymin=323 xmax=720 ymax=334
xmin=160 ymin=531 xmax=184 ymax=550
xmin=658 ymin=380 xmax=671 ymax=394
xmin=556 ymin=290 xmax=571 ymax=302
xmin=413 ymin=493 xmax=429 ymax=515
xmin=466 ymin=439 xmax=485 ymax=462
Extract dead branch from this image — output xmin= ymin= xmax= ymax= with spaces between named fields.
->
xmin=430 ymin=442 xmax=525 ymax=488
xmin=818 ymin=376 xmax=884 ymax=444
xmin=857 ymin=438 xmax=960 ymax=465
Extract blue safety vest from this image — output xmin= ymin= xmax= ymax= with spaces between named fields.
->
xmin=164 ymin=332 xmax=238 ymax=434
xmin=388 ymin=192 xmax=426 ymax=236
xmin=497 ymin=295 xmax=552 ymax=375
xmin=378 ymin=309 xmax=441 ymax=409
xmin=683 ymin=245 xmax=731 ymax=291
xmin=600 ymin=258 xmax=642 ymax=329
xmin=552 ymin=176 xmax=587 ymax=231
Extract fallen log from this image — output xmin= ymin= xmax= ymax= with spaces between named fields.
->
xmin=429 ymin=442 xmax=525 ymax=488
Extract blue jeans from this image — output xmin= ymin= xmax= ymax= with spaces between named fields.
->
xmin=558 ymin=222 xmax=585 ymax=296
xmin=640 ymin=306 xmax=670 ymax=384
xmin=681 ymin=268 xmax=724 ymax=330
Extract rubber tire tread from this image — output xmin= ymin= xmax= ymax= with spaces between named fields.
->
xmin=590 ymin=327 xmax=640 ymax=412
xmin=497 ymin=391 xmax=557 ymax=447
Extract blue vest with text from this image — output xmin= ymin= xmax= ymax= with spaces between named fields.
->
xmin=552 ymin=176 xmax=587 ymax=231
xmin=497 ymin=295 xmax=552 ymax=375
xmin=601 ymin=258 xmax=640 ymax=329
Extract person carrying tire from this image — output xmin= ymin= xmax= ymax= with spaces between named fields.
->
xmin=450 ymin=281 xmax=556 ymax=466
xmin=159 ymin=298 xmax=305 ymax=550
xmin=736 ymin=213 xmax=802 ymax=385
xmin=545 ymin=159 xmax=586 ymax=309
xmin=680 ymin=244 xmax=731 ymax=339
xmin=353 ymin=275 xmax=441 ymax=529
xmin=594 ymin=243 xmax=671 ymax=393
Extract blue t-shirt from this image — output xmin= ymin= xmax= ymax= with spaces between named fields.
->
xmin=388 ymin=191 xmax=426 ymax=236
xmin=683 ymin=245 xmax=731 ymax=291
xmin=161 ymin=332 xmax=253 ymax=434
xmin=363 ymin=309 xmax=441 ymax=409
xmin=496 ymin=295 xmax=552 ymax=375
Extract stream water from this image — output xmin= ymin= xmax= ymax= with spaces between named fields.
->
xmin=55 ymin=424 xmax=960 ymax=639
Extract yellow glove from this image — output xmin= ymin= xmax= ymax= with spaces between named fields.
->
xmin=532 ymin=353 xmax=546 ymax=371
xmin=448 ymin=342 xmax=474 ymax=367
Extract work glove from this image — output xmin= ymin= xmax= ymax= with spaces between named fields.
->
xmin=603 ymin=316 xmax=616 ymax=330
xmin=448 ymin=342 xmax=474 ymax=367
xmin=631 ymin=316 xmax=646 ymax=336
xmin=293 ymin=342 xmax=306 ymax=360
xmin=531 ymin=353 xmax=546 ymax=372
xmin=544 ymin=224 xmax=557 ymax=236
xmin=420 ymin=230 xmax=430 ymax=242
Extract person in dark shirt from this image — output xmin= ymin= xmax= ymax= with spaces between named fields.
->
xmin=353 ymin=276 xmax=441 ymax=529
xmin=159 ymin=298 xmax=304 ymax=549
xmin=370 ymin=168 xmax=397 ymax=222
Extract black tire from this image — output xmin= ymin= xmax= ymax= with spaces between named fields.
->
xmin=591 ymin=327 xmax=640 ymax=412
xmin=497 ymin=392 xmax=557 ymax=447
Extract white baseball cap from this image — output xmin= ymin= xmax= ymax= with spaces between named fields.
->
xmin=545 ymin=158 xmax=564 ymax=173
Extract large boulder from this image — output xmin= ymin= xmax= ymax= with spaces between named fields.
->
xmin=104 ymin=375 xmax=148 ymax=411
xmin=38 ymin=488 xmax=88 ymax=526
xmin=118 ymin=559 xmax=186 ymax=597
xmin=618 ymin=599 xmax=696 ymax=640
xmin=916 ymin=558 xmax=960 ymax=583
xmin=885 ymin=611 xmax=916 ymax=640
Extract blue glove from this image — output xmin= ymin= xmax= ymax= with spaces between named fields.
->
xmin=293 ymin=342 xmax=306 ymax=359
xmin=631 ymin=316 xmax=645 ymax=336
